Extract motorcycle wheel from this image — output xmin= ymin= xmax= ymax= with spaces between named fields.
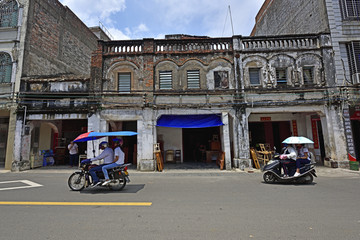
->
xmin=263 ymin=172 xmax=276 ymax=184
xmin=68 ymin=172 xmax=86 ymax=191
xmin=108 ymin=174 xmax=126 ymax=191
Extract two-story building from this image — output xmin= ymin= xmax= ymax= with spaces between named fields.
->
xmin=251 ymin=0 xmax=360 ymax=167
xmin=87 ymin=33 xmax=347 ymax=171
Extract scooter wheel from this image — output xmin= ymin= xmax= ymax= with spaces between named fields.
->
xmin=304 ymin=174 xmax=313 ymax=184
xmin=263 ymin=172 xmax=276 ymax=184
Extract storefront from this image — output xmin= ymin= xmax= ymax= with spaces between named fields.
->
xmin=156 ymin=114 xmax=225 ymax=165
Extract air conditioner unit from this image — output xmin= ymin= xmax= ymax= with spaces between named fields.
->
xmin=352 ymin=73 xmax=360 ymax=85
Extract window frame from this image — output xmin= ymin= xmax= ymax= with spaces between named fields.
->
xmin=276 ymin=68 xmax=287 ymax=86
xmin=0 ymin=0 xmax=19 ymax=28
xmin=339 ymin=0 xmax=360 ymax=20
xmin=0 ymin=52 xmax=12 ymax=83
xmin=159 ymin=70 xmax=172 ymax=90
xmin=187 ymin=69 xmax=200 ymax=89
xmin=214 ymin=71 xmax=229 ymax=89
xmin=248 ymin=68 xmax=261 ymax=86
xmin=118 ymin=72 xmax=131 ymax=93
xmin=303 ymin=66 xmax=315 ymax=85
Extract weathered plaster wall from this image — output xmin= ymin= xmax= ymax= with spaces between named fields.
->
xmin=252 ymin=0 xmax=329 ymax=36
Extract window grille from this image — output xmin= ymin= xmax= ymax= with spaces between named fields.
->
xmin=249 ymin=68 xmax=261 ymax=85
xmin=303 ymin=67 xmax=314 ymax=85
xmin=187 ymin=70 xmax=200 ymax=89
xmin=159 ymin=71 xmax=172 ymax=89
xmin=118 ymin=73 xmax=131 ymax=92
xmin=276 ymin=68 xmax=287 ymax=85
xmin=0 ymin=0 xmax=18 ymax=28
xmin=340 ymin=0 xmax=360 ymax=20
xmin=346 ymin=41 xmax=360 ymax=75
xmin=0 ymin=52 xmax=12 ymax=83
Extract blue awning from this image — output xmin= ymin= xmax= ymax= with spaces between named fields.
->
xmin=156 ymin=114 xmax=223 ymax=128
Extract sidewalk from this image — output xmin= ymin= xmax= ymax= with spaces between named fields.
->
xmin=1 ymin=164 xmax=359 ymax=177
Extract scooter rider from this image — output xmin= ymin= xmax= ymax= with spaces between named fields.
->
xmin=294 ymin=144 xmax=311 ymax=177
xmin=101 ymin=138 xmax=125 ymax=186
xmin=279 ymin=144 xmax=297 ymax=177
xmin=89 ymin=141 xmax=114 ymax=187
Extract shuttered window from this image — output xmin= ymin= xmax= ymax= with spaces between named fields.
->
xmin=0 ymin=0 xmax=18 ymax=28
xmin=0 ymin=52 xmax=12 ymax=83
xmin=159 ymin=71 xmax=172 ymax=89
xmin=249 ymin=68 xmax=260 ymax=85
xmin=118 ymin=73 xmax=131 ymax=92
xmin=340 ymin=0 xmax=360 ymax=20
xmin=187 ymin=70 xmax=200 ymax=89
xmin=346 ymin=41 xmax=360 ymax=75
xmin=303 ymin=67 xmax=314 ymax=85
xmin=276 ymin=68 xmax=287 ymax=85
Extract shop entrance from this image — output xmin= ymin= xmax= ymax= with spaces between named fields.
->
xmin=249 ymin=121 xmax=291 ymax=151
xmin=0 ymin=118 xmax=9 ymax=167
xmin=352 ymin=120 xmax=360 ymax=161
xmin=182 ymin=127 xmax=220 ymax=162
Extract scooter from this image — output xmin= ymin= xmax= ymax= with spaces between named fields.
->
xmin=262 ymin=153 xmax=317 ymax=184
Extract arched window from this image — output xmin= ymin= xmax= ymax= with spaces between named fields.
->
xmin=0 ymin=0 xmax=18 ymax=28
xmin=0 ymin=53 xmax=12 ymax=83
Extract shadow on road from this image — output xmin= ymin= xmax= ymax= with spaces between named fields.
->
xmin=78 ymin=184 xmax=145 ymax=194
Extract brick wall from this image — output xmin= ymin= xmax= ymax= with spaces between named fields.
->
xmin=252 ymin=0 xmax=330 ymax=36
xmin=23 ymin=0 xmax=98 ymax=77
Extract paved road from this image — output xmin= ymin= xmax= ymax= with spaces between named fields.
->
xmin=0 ymin=167 xmax=359 ymax=240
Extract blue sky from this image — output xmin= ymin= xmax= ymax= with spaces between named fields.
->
xmin=59 ymin=0 xmax=264 ymax=40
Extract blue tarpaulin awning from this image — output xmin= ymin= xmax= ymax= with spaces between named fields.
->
xmin=156 ymin=114 xmax=223 ymax=128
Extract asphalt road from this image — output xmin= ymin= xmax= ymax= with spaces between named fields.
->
xmin=0 ymin=169 xmax=359 ymax=240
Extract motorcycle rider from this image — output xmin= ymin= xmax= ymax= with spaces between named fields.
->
xmin=102 ymin=138 xmax=125 ymax=185
xmin=279 ymin=144 xmax=297 ymax=177
xmin=89 ymin=141 xmax=114 ymax=187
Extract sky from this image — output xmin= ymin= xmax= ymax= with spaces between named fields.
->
xmin=59 ymin=0 xmax=264 ymax=40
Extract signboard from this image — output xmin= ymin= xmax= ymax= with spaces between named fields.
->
xmin=343 ymin=107 xmax=356 ymax=161
xmin=292 ymin=120 xmax=298 ymax=136
xmin=311 ymin=119 xmax=319 ymax=149
xmin=260 ymin=117 xmax=271 ymax=121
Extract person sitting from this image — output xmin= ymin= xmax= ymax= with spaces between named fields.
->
xmin=89 ymin=141 xmax=114 ymax=187
xmin=294 ymin=144 xmax=311 ymax=177
xmin=102 ymin=138 xmax=125 ymax=185
xmin=279 ymin=144 xmax=297 ymax=177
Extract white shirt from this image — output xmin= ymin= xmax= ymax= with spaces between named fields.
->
xmin=284 ymin=146 xmax=297 ymax=160
xmin=68 ymin=143 xmax=78 ymax=155
xmin=114 ymin=147 xmax=125 ymax=165
xmin=298 ymin=146 xmax=310 ymax=160
xmin=91 ymin=147 xmax=114 ymax=164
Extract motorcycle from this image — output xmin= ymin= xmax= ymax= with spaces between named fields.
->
xmin=262 ymin=153 xmax=317 ymax=184
xmin=68 ymin=160 xmax=131 ymax=191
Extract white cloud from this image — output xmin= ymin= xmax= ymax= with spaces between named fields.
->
xmin=60 ymin=0 xmax=126 ymax=27
xmin=107 ymin=27 xmax=130 ymax=40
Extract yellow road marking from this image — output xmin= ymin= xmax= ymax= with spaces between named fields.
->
xmin=0 ymin=201 xmax=152 ymax=206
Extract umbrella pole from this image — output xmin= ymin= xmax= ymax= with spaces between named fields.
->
xmin=92 ymin=141 xmax=96 ymax=158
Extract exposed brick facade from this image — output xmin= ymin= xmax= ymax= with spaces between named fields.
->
xmin=23 ymin=0 xmax=98 ymax=77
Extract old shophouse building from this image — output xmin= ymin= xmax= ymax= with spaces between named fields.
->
xmin=251 ymin=0 xmax=360 ymax=166
xmin=3 ymin=0 xmax=355 ymax=171
xmin=87 ymin=33 xmax=344 ymax=171
xmin=0 ymin=0 xmax=108 ymax=170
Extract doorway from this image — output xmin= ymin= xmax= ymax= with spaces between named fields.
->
xmin=249 ymin=121 xmax=291 ymax=151
xmin=182 ymin=127 xmax=220 ymax=162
